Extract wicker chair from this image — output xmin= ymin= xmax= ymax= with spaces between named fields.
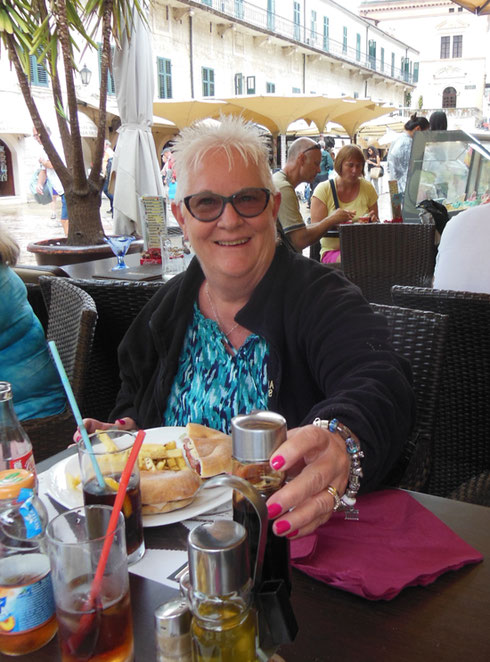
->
xmin=22 ymin=278 xmax=97 ymax=462
xmin=339 ymin=223 xmax=436 ymax=304
xmin=26 ymin=282 xmax=48 ymax=333
xmin=67 ymin=279 xmax=163 ymax=422
xmin=371 ymin=303 xmax=447 ymax=492
xmin=391 ymin=286 xmax=490 ymax=503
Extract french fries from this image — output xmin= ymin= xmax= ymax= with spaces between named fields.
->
xmin=66 ymin=439 xmax=188 ymax=494
xmin=138 ymin=440 xmax=187 ymax=472
xmin=66 ymin=471 xmax=81 ymax=490
xmin=96 ymin=429 xmax=119 ymax=452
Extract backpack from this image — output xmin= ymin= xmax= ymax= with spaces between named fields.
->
xmin=417 ymin=199 xmax=449 ymax=235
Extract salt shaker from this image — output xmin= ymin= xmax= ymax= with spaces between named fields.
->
xmin=154 ymin=597 xmax=192 ymax=662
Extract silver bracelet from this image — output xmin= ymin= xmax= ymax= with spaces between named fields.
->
xmin=313 ymin=417 xmax=364 ymax=520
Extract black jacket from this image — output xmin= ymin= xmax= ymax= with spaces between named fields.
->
xmin=112 ymin=244 xmax=414 ymax=492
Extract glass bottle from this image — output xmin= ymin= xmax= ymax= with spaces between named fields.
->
xmin=0 ymin=382 xmax=35 ymax=473
xmin=0 ymin=469 xmax=57 ymax=655
xmin=187 ymin=520 xmax=258 ymax=662
xmin=231 ymin=411 xmax=291 ymax=595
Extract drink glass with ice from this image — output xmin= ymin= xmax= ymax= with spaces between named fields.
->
xmin=46 ymin=505 xmax=134 ymax=662
xmin=77 ymin=430 xmax=145 ymax=565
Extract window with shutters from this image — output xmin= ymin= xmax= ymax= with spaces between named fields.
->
xmin=157 ymin=57 xmax=172 ymax=99
xmin=452 ymin=35 xmax=462 ymax=58
xmin=310 ymin=10 xmax=317 ymax=43
xmin=266 ymin=82 xmax=275 ymax=93
xmin=98 ymin=44 xmax=115 ymax=95
xmin=413 ymin=62 xmax=419 ymax=83
xmin=246 ymin=76 xmax=256 ymax=94
xmin=267 ymin=0 xmax=275 ymax=31
xmin=343 ymin=27 xmax=348 ymax=54
xmin=356 ymin=34 xmax=361 ymax=62
xmin=234 ymin=73 xmax=243 ymax=95
xmin=368 ymin=40 xmax=376 ymax=70
xmin=235 ymin=0 xmax=244 ymax=19
xmin=440 ymin=36 xmax=450 ymax=59
xmin=29 ymin=54 xmax=49 ymax=87
xmin=202 ymin=67 xmax=215 ymax=97
xmin=293 ymin=2 xmax=301 ymax=41
xmin=323 ymin=17 xmax=329 ymax=51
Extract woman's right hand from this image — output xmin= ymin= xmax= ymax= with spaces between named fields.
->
xmin=72 ymin=417 xmax=137 ymax=442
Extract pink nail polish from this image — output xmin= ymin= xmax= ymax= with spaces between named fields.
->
xmin=267 ymin=503 xmax=282 ymax=519
xmin=116 ymin=419 xmax=126 ymax=426
xmin=286 ymin=530 xmax=299 ymax=539
xmin=271 ymin=455 xmax=285 ymax=470
xmin=275 ymin=520 xmax=291 ymax=535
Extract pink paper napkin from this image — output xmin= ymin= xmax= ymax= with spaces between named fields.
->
xmin=291 ymin=489 xmax=483 ymax=600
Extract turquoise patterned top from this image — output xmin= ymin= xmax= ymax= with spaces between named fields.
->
xmin=163 ymin=303 xmax=269 ymax=434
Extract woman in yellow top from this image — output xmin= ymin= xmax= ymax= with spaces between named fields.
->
xmin=311 ymin=145 xmax=378 ymax=263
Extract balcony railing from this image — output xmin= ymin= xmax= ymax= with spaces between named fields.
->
xmin=398 ymin=107 xmax=482 ymax=120
xmin=194 ymin=0 xmax=417 ymax=85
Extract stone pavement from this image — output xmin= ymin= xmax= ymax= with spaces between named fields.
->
xmin=0 ymin=198 xmax=114 ymax=265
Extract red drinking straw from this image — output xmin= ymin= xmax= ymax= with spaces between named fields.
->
xmin=67 ymin=428 xmax=146 ymax=654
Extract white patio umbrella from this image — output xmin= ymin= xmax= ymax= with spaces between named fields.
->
xmin=111 ymin=8 xmax=164 ymax=237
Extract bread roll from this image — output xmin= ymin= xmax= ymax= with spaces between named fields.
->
xmin=140 ymin=467 xmax=201 ymax=515
xmin=183 ymin=423 xmax=232 ymax=478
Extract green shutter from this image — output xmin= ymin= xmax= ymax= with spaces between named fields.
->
xmin=98 ymin=44 xmax=115 ymax=95
xmin=29 ymin=54 xmax=49 ymax=87
xmin=157 ymin=57 xmax=172 ymax=99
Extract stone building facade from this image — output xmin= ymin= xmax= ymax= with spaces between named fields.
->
xmin=360 ymin=0 xmax=490 ymax=129
xmin=0 ymin=0 xmax=418 ymax=203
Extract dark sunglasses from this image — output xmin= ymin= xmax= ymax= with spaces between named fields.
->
xmin=302 ymin=144 xmax=321 ymax=155
xmin=183 ymin=187 xmax=271 ymax=222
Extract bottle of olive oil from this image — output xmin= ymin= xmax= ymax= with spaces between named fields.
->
xmin=187 ymin=520 xmax=258 ymax=662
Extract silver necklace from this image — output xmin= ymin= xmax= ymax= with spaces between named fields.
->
xmin=205 ymin=283 xmax=239 ymax=339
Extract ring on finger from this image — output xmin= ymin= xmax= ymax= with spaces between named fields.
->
xmin=327 ymin=484 xmax=341 ymax=512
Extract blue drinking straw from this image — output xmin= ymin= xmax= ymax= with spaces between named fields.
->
xmin=48 ymin=341 xmax=105 ymax=489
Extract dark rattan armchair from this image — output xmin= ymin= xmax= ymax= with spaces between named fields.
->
xmin=22 ymin=277 xmax=97 ymax=462
xmin=371 ymin=303 xmax=447 ymax=492
xmin=67 ymin=279 xmax=163 ymax=422
xmin=339 ymin=223 xmax=436 ymax=304
xmin=392 ymin=285 xmax=490 ymax=504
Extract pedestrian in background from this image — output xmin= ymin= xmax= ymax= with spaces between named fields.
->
xmin=32 ymin=126 xmax=69 ymax=236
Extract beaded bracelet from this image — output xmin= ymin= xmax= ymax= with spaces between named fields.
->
xmin=313 ymin=417 xmax=364 ymax=520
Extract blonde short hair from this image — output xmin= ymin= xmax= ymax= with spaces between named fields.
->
xmin=172 ymin=115 xmax=275 ymax=201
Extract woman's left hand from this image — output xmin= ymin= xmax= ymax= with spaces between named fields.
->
xmin=265 ymin=425 xmax=351 ymax=539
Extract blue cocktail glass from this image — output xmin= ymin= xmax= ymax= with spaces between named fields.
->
xmin=104 ymin=235 xmax=135 ymax=270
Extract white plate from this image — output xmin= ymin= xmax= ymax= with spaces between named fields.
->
xmin=44 ymin=426 xmax=232 ymax=527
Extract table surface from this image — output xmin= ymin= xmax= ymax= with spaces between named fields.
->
xmin=59 ymin=252 xmax=159 ymax=280
xmin=12 ymin=451 xmax=490 ymax=662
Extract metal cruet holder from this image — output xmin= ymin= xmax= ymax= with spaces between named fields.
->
xmin=182 ymin=474 xmax=297 ymax=661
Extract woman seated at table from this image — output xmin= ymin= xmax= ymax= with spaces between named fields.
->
xmin=81 ymin=116 xmax=414 ymax=539
xmin=310 ymin=145 xmax=379 ymax=264
xmin=0 ymin=226 xmax=66 ymax=421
